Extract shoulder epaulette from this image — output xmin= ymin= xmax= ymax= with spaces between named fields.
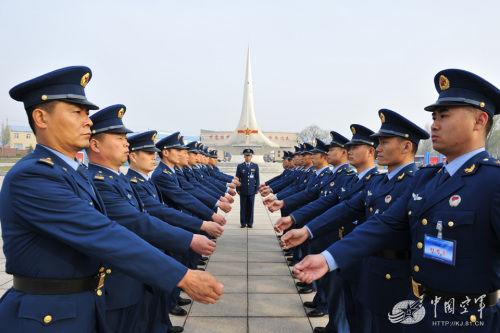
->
xmin=130 ymin=177 xmax=138 ymax=183
xmin=479 ymin=157 xmax=500 ymax=167
xmin=37 ymin=157 xmax=54 ymax=166
xmin=163 ymin=169 xmax=171 ymax=175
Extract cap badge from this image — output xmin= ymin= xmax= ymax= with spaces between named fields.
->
xmin=449 ymin=194 xmax=461 ymax=207
xmin=380 ymin=112 xmax=386 ymax=123
xmin=80 ymin=73 xmax=90 ymax=87
xmin=152 ymin=133 xmax=157 ymax=141
xmin=177 ymin=133 xmax=180 ymax=140
xmin=439 ymin=75 xmax=450 ymax=90
xmin=385 ymin=195 xmax=392 ymax=204
xmin=351 ymin=126 xmax=356 ymax=135
xmin=330 ymin=133 xmax=334 ymax=139
xmin=117 ymin=108 xmax=125 ymax=119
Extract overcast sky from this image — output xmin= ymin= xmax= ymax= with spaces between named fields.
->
xmin=1 ymin=1 xmax=499 ymax=138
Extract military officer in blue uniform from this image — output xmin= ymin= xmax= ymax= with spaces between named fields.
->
xmin=266 ymin=139 xmax=335 ymax=214
xmin=284 ymin=124 xmax=381 ymax=333
xmin=126 ymin=131 xmax=223 ymax=238
xmin=126 ymin=131 xmax=224 ymax=332
xmin=151 ymin=134 xmax=227 ymax=226
xmin=274 ymin=131 xmax=354 ymax=314
xmin=207 ymin=149 xmax=240 ymax=185
xmin=86 ymin=105 xmax=218 ymax=332
xmin=0 ymin=66 xmax=223 ymax=333
xmin=283 ymin=110 xmax=429 ymax=332
xmin=293 ymin=69 xmax=500 ymax=332
xmin=236 ymin=148 xmax=260 ymax=228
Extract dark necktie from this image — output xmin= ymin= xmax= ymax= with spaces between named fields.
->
xmin=437 ymin=168 xmax=450 ymax=186
xmin=76 ymin=164 xmax=96 ymax=196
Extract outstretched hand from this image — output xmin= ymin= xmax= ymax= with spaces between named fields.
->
xmin=274 ymin=216 xmax=293 ymax=233
xmin=281 ymin=227 xmax=310 ymax=249
xmin=268 ymin=200 xmax=284 ymax=212
xmin=177 ymin=269 xmax=224 ymax=304
xmin=293 ymin=254 xmax=329 ymax=284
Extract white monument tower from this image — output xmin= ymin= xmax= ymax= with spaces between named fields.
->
xmin=224 ymin=47 xmax=279 ymax=161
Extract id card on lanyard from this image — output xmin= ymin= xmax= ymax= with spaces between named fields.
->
xmin=423 ymin=234 xmax=456 ymax=266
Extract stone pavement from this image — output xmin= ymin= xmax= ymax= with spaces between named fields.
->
xmin=170 ymin=173 xmax=328 ymax=332
xmin=0 ymin=171 xmax=329 ymax=332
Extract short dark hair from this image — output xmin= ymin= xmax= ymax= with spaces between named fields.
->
xmin=396 ymin=137 xmax=418 ymax=155
xmin=26 ymin=101 xmax=57 ymax=134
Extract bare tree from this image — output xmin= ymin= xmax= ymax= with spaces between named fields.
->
xmin=1 ymin=118 xmax=11 ymax=147
xmin=298 ymin=125 xmax=330 ymax=143
xmin=486 ymin=116 xmax=500 ymax=158
xmin=416 ymin=123 xmax=438 ymax=155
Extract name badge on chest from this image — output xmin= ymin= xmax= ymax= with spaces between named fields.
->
xmin=423 ymin=234 xmax=456 ymax=266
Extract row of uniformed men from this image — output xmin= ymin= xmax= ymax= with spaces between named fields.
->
xmin=0 ymin=66 xmax=238 ymax=333
xmin=262 ymin=69 xmax=500 ymax=333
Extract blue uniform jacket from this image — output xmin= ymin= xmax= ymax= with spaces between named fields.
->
xmin=151 ymin=162 xmax=215 ymax=221
xmin=326 ymin=152 xmax=500 ymax=330
xmin=277 ymin=166 xmax=316 ymax=200
xmin=126 ymin=168 xmax=203 ymax=233
xmin=307 ymin=164 xmax=417 ymax=315
xmin=308 ymin=167 xmax=383 ymax=254
xmin=88 ymin=164 xmax=192 ymax=310
xmin=173 ymin=166 xmax=218 ymax=209
xmin=185 ymin=166 xmax=226 ymax=196
xmin=236 ymin=162 xmax=260 ymax=196
xmin=282 ymin=167 xmax=334 ymax=211
xmin=265 ymin=168 xmax=290 ymax=186
xmin=209 ymin=165 xmax=233 ymax=183
xmin=200 ymin=165 xmax=228 ymax=191
xmin=0 ymin=145 xmax=187 ymax=332
xmin=269 ymin=167 xmax=303 ymax=193
xmin=289 ymin=165 xmax=356 ymax=227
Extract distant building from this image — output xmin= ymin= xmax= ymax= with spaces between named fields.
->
xmin=9 ymin=126 xmax=36 ymax=150
xmin=200 ymin=129 xmax=297 ymax=160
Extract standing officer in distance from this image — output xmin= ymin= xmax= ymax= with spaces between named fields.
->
xmin=236 ymin=148 xmax=260 ymax=228
xmin=294 ymin=69 xmax=500 ymax=332
xmin=0 ymin=66 xmax=223 ymax=332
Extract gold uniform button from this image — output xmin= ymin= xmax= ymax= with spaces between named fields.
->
xmin=41 ymin=95 xmax=48 ymax=101
xmin=470 ymin=314 xmax=477 ymax=322
xmin=417 ymin=242 xmax=423 ymax=249
xmin=448 ymin=221 xmax=454 ymax=227
xmin=99 ymin=267 xmax=105 ymax=273
xmin=106 ymin=269 xmax=112 ymax=274
xmin=385 ymin=274 xmax=391 ymax=280
xmin=422 ymin=218 xmax=428 ymax=226
xmin=369 ymin=207 xmax=373 ymax=212
xmin=408 ymin=211 xmax=412 ymax=216
xmin=43 ymin=315 xmax=52 ymax=323
xmin=97 ymin=289 xmax=103 ymax=296
xmin=414 ymin=265 xmax=420 ymax=272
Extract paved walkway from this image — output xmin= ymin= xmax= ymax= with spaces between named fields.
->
xmin=0 ymin=172 xmax=328 ymax=332
xmin=171 ymin=178 xmax=328 ymax=332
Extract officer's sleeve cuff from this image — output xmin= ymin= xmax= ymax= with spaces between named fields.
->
xmin=215 ymin=200 xmax=220 ymax=208
xmin=321 ymin=251 xmax=338 ymax=272
xmin=305 ymin=225 xmax=313 ymax=239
